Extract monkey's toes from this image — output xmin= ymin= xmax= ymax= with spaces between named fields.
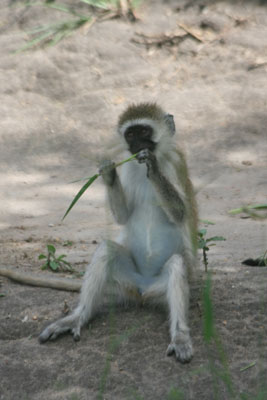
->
xmin=39 ymin=328 xmax=52 ymax=344
xmin=166 ymin=342 xmax=193 ymax=363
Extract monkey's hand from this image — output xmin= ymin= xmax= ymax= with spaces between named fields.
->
xmin=99 ymin=160 xmax=116 ymax=186
xmin=136 ymin=149 xmax=158 ymax=177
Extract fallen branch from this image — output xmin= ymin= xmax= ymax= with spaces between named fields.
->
xmin=0 ymin=267 xmax=81 ymax=292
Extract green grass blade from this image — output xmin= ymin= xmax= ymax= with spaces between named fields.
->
xmin=45 ymin=3 xmax=77 ymax=14
xmin=240 ymin=361 xmax=256 ymax=372
xmin=203 ymin=273 xmax=214 ymax=342
xmin=71 ymin=154 xmax=137 ymax=183
xmin=229 ymin=203 xmax=267 ymax=215
xmin=47 ymin=30 xmax=68 ymax=47
xmin=62 ymin=174 xmax=99 ymax=220
xmin=63 ymin=154 xmax=137 ymax=219
xmin=80 ymin=0 xmax=110 ymax=10
xmin=14 ymin=30 xmax=53 ymax=53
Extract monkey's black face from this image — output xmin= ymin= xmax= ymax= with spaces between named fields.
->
xmin=124 ymin=124 xmax=157 ymax=154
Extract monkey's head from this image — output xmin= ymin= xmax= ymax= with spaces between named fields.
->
xmin=118 ymin=103 xmax=176 ymax=154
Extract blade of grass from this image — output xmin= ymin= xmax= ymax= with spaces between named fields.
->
xmin=240 ymin=361 xmax=256 ymax=372
xmin=14 ymin=30 xmax=54 ymax=53
xmin=63 ymin=154 xmax=137 ymax=220
xmin=81 ymin=0 xmax=111 ymax=10
xmin=62 ymin=173 xmax=99 ymax=220
xmin=203 ymin=272 xmax=214 ymax=342
xmin=229 ymin=204 xmax=267 ymax=215
xmin=45 ymin=3 xmax=79 ymax=15
xmin=71 ymin=153 xmax=137 ymax=183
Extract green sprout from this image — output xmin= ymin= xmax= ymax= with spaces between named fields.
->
xmin=38 ymin=244 xmax=73 ymax=272
xmin=198 ymin=229 xmax=226 ymax=272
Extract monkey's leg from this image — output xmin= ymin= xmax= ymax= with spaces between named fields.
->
xmin=143 ymin=254 xmax=193 ymax=363
xmin=165 ymin=254 xmax=193 ymax=363
xmin=39 ymin=240 xmax=141 ymax=343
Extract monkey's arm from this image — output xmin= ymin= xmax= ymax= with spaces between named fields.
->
xmin=100 ymin=160 xmax=130 ymax=224
xmin=137 ymin=150 xmax=185 ymax=224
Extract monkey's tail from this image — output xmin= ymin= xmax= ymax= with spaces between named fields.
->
xmin=0 ymin=266 xmax=82 ymax=292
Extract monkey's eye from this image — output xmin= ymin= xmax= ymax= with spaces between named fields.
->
xmin=125 ymin=130 xmax=134 ymax=140
xmin=140 ymin=125 xmax=152 ymax=138
xmin=141 ymin=128 xmax=150 ymax=137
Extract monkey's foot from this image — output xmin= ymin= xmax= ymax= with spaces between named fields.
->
xmin=166 ymin=335 xmax=193 ymax=363
xmin=39 ymin=315 xmax=81 ymax=343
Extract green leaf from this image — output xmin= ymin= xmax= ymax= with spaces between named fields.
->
xmin=206 ymin=236 xmax=226 ymax=243
xmin=200 ymin=219 xmax=215 ymax=225
xmin=50 ymin=261 xmax=59 ymax=271
xmin=60 ymin=260 xmax=73 ymax=270
xmin=41 ymin=263 xmax=48 ymax=270
xmin=38 ymin=254 xmax=47 ymax=260
xmin=198 ymin=228 xmax=207 ymax=237
xmin=57 ymin=254 xmax=67 ymax=260
xmin=62 ymin=173 xmax=99 ymax=220
xmin=198 ymin=238 xmax=206 ymax=249
xmin=47 ymin=244 xmax=56 ymax=254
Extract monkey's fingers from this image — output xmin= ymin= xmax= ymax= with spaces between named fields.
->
xmin=136 ymin=149 xmax=150 ymax=164
xmin=39 ymin=323 xmax=67 ymax=343
xmin=39 ymin=315 xmax=82 ymax=343
xmin=166 ymin=342 xmax=193 ymax=364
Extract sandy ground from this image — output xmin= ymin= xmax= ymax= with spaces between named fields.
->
xmin=0 ymin=0 xmax=266 ymax=399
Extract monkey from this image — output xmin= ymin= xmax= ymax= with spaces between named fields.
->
xmin=39 ymin=103 xmax=198 ymax=363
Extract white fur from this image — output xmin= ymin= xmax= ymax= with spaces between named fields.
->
xmin=39 ymin=115 xmax=196 ymax=363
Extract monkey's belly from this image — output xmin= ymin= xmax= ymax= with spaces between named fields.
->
xmin=126 ymin=220 xmax=183 ymax=277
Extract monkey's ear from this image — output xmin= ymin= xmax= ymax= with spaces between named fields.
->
xmin=164 ymin=114 xmax=176 ymax=135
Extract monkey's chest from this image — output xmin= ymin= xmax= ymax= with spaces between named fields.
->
xmin=126 ymin=206 xmax=183 ymax=276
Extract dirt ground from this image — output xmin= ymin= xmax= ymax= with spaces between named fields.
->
xmin=0 ymin=0 xmax=266 ymax=399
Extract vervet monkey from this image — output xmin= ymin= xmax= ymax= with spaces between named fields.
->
xmin=39 ymin=103 xmax=198 ymax=363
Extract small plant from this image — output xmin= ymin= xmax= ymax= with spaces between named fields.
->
xmin=15 ymin=0 xmax=139 ymax=52
xmin=198 ymin=229 xmax=226 ymax=272
xmin=38 ymin=244 xmax=73 ymax=272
